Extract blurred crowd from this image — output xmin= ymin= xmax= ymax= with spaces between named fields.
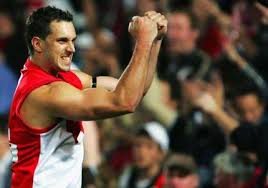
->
xmin=1 ymin=0 xmax=268 ymax=188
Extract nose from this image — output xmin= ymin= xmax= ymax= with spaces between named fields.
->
xmin=67 ymin=42 xmax=75 ymax=53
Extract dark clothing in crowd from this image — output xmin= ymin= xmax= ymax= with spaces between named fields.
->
xmin=158 ymin=49 xmax=212 ymax=82
xmin=230 ymin=120 xmax=268 ymax=188
xmin=169 ymin=112 xmax=226 ymax=166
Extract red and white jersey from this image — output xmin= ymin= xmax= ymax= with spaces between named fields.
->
xmin=8 ymin=59 xmax=84 ymax=188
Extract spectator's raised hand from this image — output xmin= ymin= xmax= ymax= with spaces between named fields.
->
xmin=193 ymin=92 xmax=218 ymax=114
xmin=256 ymin=2 xmax=268 ymax=24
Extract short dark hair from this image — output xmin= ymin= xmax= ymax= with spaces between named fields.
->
xmin=233 ymin=84 xmax=266 ymax=105
xmin=25 ymin=6 xmax=73 ymax=55
xmin=168 ymin=8 xmax=199 ymax=30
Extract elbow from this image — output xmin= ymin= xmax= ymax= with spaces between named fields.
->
xmin=119 ymin=99 xmax=139 ymax=113
xmin=117 ymin=95 xmax=140 ymax=113
xmin=114 ymin=89 xmax=143 ymax=113
xmin=125 ymin=102 xmax=138 ymax=113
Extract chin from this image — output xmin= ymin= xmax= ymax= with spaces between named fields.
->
xmin=59 ymin=65 xmax=71 ymax=72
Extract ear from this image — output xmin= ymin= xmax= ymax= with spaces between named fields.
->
xmin=31 ymin=36 xmax=43 ymax=53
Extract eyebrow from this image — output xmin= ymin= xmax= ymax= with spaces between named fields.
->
xmin=56 ymin=36 xmax=77 ymax=42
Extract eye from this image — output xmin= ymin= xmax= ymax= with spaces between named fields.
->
xmin=57 ymin=38 xmax=68 ymax=44
xmin=72 ymin=38 xmax=77 ymax=44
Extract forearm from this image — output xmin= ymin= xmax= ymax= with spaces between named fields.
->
xmin=143 ymin=39 xmax=162 ymax=94
xmin=231 ymin=53 xmax=268 ymax=93
xmin=114 ymin=41 xmax=152 ymax=108
xmin=210 ymin=107 xmax=239 ymax=134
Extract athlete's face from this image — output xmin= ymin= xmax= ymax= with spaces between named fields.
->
xmin=43 ymin=21 xmax=76 ymax=72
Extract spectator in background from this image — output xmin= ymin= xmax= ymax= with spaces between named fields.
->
xmin=232 ymin=86 xmax=267 ymax=126
xmin=213 ymin=151 xmax=256 ymax=188
xmin=118 ymin=122 xmax=169 ymax=188
xmin=0 ymin=9 xmax=28 ymax=77
xmin=191 ymin=0 xmax=231 ymax=59
xmin=158 ymin=8 xmax=212 ymax=81
xmin=0 ymin=51 xmax=17 ymax=119
xmin=230 ymin=86 xmax=268 ymax=187
xmin=164 ymin=153 xmax=199 ymax=188
xmin=0 ymin=125 xmax=11 ymax=188
xmin=168 ymin=73 xmax=227 ymax=187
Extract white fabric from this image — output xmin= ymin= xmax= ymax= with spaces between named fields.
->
xmin=143 ymin=122 xmax=169 ymax=152
xmin=33 ymin=121 xmax=84 ymax=188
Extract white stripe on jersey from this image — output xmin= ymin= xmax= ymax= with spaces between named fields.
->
xmin=33 ymin=120 xmax=84 ymax=188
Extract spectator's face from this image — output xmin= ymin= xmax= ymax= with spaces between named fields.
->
xmin=167 ymin=13 xmax=198 ymax=54
xmin=235 ymin=94 xmax=264 ymax=125
xmin=0 ymin=14 xmax=14 ymax=39
xmin=133 ymin=136 xmax=163 ymax=169
xmin=42 ymin=21 xmax=76 ymax=72
xmin=166 ymin=174 xmax=199 ymax=188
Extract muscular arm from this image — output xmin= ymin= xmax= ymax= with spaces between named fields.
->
xmin=143 ymin=11 xmax=167 ymax=94
xmin=24 ymin=41 xmax=153 ymax=126
xmin=21 ymin=16 xmax=158 ymax=128
xmin=143 ymin=40 xmax=162 ymax=94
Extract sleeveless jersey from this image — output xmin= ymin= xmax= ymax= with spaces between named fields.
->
xmin=8 ymin=59 xmax=84 ymax=188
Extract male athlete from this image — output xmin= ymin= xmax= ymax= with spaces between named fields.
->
xmin=8 ymin=6 xmax=167 ymax=188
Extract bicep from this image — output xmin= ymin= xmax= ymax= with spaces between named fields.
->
xmin=38 ymin=82 xmax=129 ymax=121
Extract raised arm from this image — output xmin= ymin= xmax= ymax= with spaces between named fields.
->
xmin=25 ymin=15 xmax=159 ymax=123
xmin=143 ymin=11 xmax=168 ymax=94
xmin=193 ymin=93 xmax=239 ymax=134
xmin=256 ymin=2 xmax=268 ymax=24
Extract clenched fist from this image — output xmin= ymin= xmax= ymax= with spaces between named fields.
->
xmin=128 ymin=15 xmax=158 ymax=44
xmin=144 ymin=11 xmax=168 ymax=40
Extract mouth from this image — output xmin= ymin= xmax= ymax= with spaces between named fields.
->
xmin=61 ymin=55 xmax=72 ymax=64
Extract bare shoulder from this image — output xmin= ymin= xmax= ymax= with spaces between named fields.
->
xmin=29 ymin=81 xmax=84 ymax=110
xmin=72 ymin=70 xmax=92 ymax=89
xmin=20 ymin=81 xmax=83 ymax=128
xmin=22 ymin=81 xmax=84 ymax=118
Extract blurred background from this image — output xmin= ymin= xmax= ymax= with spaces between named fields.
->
xmin=1 ymin=0 xmax=268 ymax=188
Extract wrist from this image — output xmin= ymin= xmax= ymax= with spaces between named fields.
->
xmin=135 ymin=40 xmax=153 ymax=50
xmin=209 ymin=105 xmax=221 ymax=116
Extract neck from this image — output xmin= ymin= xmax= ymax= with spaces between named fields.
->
xmin=30 ymin=55 xmax=58 ymax=76
xmin=137 ymin=164 xmax=161 ymax=180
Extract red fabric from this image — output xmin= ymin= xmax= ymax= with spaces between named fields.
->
xmin=242 ymin=167 xmax=262 ymax=188
xmin=154 ymin=174 xmax=166 ymax=188
xmin=9 ymin=59 xmax=82 ymax=188
xmin=199 ymin=23 xmax=226 ymax=59
xmin=109 ymin=144 xmax=133 ymax=173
